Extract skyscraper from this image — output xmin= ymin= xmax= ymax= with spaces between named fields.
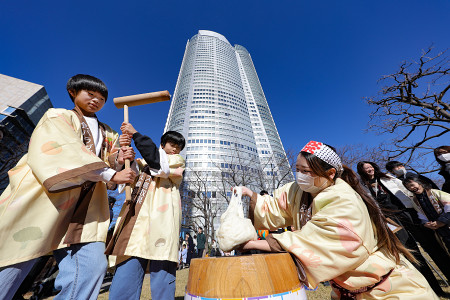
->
xmin=164 ymin=30 xmax=292 ymax=232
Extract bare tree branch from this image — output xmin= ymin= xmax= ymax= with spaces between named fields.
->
xmin=366 ymin=46 xmax=450 ymax=173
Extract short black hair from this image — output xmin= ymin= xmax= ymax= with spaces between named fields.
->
xmin=161 ymin=131 xmax=185 ymax=150
xmin=108 ymin=196 xmax=116 ymax=204
xmin=260 ymin=190 xmax=269 ymax=196
xmin=385 ymin=161 xmax=404 ymax=172
xmin=66 ymin=74 xmax=108 ymax=102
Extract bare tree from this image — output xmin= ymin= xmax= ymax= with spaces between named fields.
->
xmin=182 ymin=168 xmax=223 ymax=247
xmin=336 ymin=144 xmax=389 ymax=170
xmin=181 ymin=145 xmax=294 ymax=247
xmin=366 ymin=46 xmax=450 ymax=173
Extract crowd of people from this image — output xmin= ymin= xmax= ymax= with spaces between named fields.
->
xmin=178 ymin=228 xmax=223 ymax=270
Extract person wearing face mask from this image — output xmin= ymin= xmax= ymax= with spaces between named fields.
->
xmin=385 ymin=161 xmax=439 ymax=190
xmin=238 ymin=141 xmax=437 ymax=299
xmin=434 ymin=146 xmax=450 ymax=193
xmin=357 ymin=161 xmax=445 ymax=295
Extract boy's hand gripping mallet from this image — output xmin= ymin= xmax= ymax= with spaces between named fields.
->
xmin=113 ymin=90 xmax=171 ymax=201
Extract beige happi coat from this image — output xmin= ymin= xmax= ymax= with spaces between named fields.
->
xmin=253 ymin=179 xmax=437 ymax=299
xmin=107 ymin=154 xmax=185 ymax=266
xmin=0 ymin=108 xmax=119 ymax=268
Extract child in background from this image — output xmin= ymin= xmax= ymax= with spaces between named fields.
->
xmin=106 ymin=123 xmax=185 ymax=300
xmin=179 ymin=244 xmax=187 ymax=269
xmin=0 ymin=74 xmax=136 ymax=300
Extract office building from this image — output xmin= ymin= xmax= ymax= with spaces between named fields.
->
xmin=164 ymin=31 xmax=293 ymax=230
xmin=0 ymin=74 xmax=53 ymax=193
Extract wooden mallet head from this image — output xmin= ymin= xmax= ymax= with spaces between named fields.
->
xmin=113 ymin=90 xmax=171 ymax=123
xmin=113 ymin=90 xmax=171 ymax=109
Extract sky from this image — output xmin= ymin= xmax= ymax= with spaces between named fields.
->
xmin=1 ymin=0 xmax=449 ymax=163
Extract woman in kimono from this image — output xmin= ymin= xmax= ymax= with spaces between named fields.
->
xmin=239 ymin=141 xmax=437 ymax=299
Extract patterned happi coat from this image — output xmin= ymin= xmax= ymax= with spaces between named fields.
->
xmin=253 ymin=179 xmax=437 ymax=299
xmin=106 ymin=154 xmax=185 ymax=266
xmin=0 ymin=108 xmax=119 ymax=268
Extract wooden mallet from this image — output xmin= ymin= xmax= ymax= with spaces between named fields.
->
xmin=113 ymin=90 xmax=171 ymax=201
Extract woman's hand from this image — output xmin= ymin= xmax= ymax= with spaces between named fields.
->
xmin=425 ymin=221 xmax=445 ymax=230
xmin=231 ymin=186 xmax=254 ymax=198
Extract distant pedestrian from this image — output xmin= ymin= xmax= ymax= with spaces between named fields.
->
xmin=186 ymin=233 xmax=194 ymax=266
xmin=196 ymin=228 xmax=206 ymax=258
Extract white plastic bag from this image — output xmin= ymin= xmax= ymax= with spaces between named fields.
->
xmin=216 ymin=187 xmax=257 ymax=252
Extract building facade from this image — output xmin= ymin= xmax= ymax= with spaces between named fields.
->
xmin=164 ymin=31 xmax=292 ymax=233
xmin=0 ymin=74 xmax=53 ymax=193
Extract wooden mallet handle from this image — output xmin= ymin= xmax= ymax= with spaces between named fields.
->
xmin=123 ymin=104 xmax=132 ymax=201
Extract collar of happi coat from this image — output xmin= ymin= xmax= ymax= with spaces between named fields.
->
xmin=416 ymin=191 xmax=444 ymax=215
xmin=72 ymin=107 xmax=108 ymax=160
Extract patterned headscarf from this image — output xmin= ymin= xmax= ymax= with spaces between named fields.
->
xmin=301 ymin=141 xmax=343 ymax=175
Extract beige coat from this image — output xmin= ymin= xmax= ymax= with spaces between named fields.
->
xmin=253 ymin=179 xmax=437 ymax=299
xmin=0 ymin=108 xmax=119 ymax=267
xmin=107 ymin=154 xmax=185 ymax=266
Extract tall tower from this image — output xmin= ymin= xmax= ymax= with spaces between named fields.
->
xmin=165 ymin=30 xmax=292 ymax=233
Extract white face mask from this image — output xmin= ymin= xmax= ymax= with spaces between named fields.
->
xmin=296 ymin=172 xmax=329 ymax=193
xmin=392 ymin=168 xmax=407 ymax=177
xmin=437 ymin=153 xmax=450 ymax=163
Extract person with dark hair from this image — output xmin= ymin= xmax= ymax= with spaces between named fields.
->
xmin=403 ymin=175 xmax=450 ymax=280
xmin=196 ymin=227 xmax=206 ymax=258
xmin=106 ymin=123 xmax=185 ymax=300
xmin=357 ymin=161 xmax=444 ymax=295
xmin=161 ymin=130 xmax=186 ymax=152
xmin=434 ymin=146 xmax=450 ymax=193
xmin=237 ymin=141 xmax=437 ymax=299
xmin=108 ymin=196 xmax=117 ymax=222
xmin=385 ymin=160 xmax=439 ymax=190
xmin=259 ymin=190 xmax=269 ymax=196
xmin=0 ymin=74 xmax=137 ymax=300
xmin=185 ymin=233 xmax=195 ymax=266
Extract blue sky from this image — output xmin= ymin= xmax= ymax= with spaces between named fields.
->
xmin=1 ymin=0 xmax=449 ymax=159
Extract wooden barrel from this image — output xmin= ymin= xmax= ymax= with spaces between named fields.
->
xmin=185 ymin=253 xmax=307 ymax=299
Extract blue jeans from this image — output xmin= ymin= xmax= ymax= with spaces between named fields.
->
xmin=0 ymin=258 xmax=38 ymax=300
xmin=109 ymin=257 xmax=177 ymax=300
xmin=53 ymin=242 xmax=107 ymax=300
